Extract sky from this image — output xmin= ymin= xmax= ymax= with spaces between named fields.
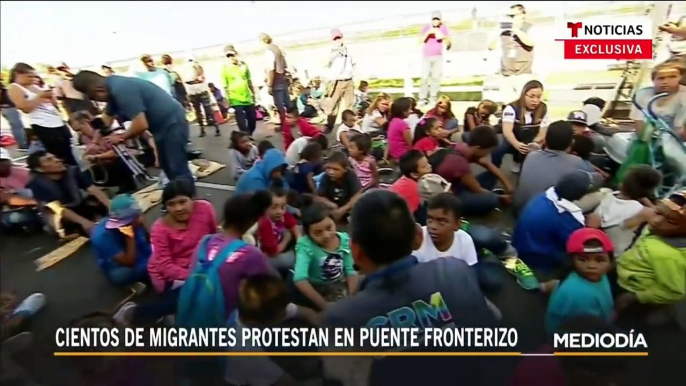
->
xmin=0 ymin=1 xmax=605 ymax=68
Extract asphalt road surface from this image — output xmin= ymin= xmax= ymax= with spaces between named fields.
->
xmin=1 ymin=120 xmax=685 ymax=386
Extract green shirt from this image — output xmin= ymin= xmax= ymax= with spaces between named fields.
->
xmin=221 ymin=62 xmax=253 ymax=106
xmin=294 ymin=232 xmax=357 ymax=285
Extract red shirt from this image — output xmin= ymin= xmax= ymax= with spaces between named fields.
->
xmin=435 ymin=143 xmax=471 ymax=193
xmin=0 ymin=167 xmax=30 ymax=192
xmin=389 ymin=176 xmax=421 ymax=213
xmin=283 ymin=117 xmax=321 ymax=149
xmin=256 ymin=212 xmax=297 ymax=256
xmin=413 ymin=137 xmax=440 ymax=154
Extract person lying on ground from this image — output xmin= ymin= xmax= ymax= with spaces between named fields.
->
xmin=291 ymin=143 xmax=324 ymax=195
xmin=323 ymin=190 xmax=497 ymax=385
xmin=293 ymin=201 xmax=358 ymax=311
xmin=543 ymin=228 xmax=614 ymax=336
xmin=431 ymin=125 xmax=510 ymax=217
xmin=229 ymin=131 xmax=258 ymax=182
xmin=316 ymin=151 xmax=362 ymax=222
xmin=91 ymin=194 xmax=151 ymax=288
xmin=463 ymin=99 xmax=497 ymax=132
xmin=283 ymin=105 xmax=323 ymax=149
xmin=0 ymin=148 xmax=40 ymax=231
xmin=225 ymin=274 xmax=322 ymax=386
xmin=389 ymin=149 xmax=433 ymax=222
xmin=513 ymin=120 xmax=601 ymax=216
xmin=412 ymin=193 xmax=505 ymax=293
xmin=72 ymin=70 xmax=194 ymax=189
xmin=412 ymin=117 xmax=452 ymax=157
xmin=348 ymin=134 xmax=378 ymax=190
xmin=615 ymin=191 xmax=686 ymax=314
xmin=285 ymin=134 xmax=328 ymax=168
xmin=148 ymin=179 xmax=217 ymax=294
xmin=335 ymin=109 xmax=362 ymax=151
xmin=387 ymin=97 xmax=414 ymax=161
xmin=256 ymin=188 xmax=300 ymax=273
xmin=26 ymin=150 xmax=110 ymax=236
xmin=592 ymin=166 xmax=661 ymax=256
xmin=513 ymin=170 xmax=601 ymax=272
xmin=425 ymin=95 xmax=460 ymax=135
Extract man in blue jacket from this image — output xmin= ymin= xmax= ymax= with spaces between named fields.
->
xmin=235 ymin=148 xmax=288 ymax=194
xmin=512 ymin=170 xmax=596 ymax=272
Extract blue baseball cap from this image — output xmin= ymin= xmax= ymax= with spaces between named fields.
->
xmin=105 ymin=194 xmax=142 ymax=229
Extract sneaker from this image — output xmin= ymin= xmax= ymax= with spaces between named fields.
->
xmin=128 ymin=282 xmax=147 ymax=295
xmin=113 ymin=301 xmax=137 ymax=326
xmin=13 ymin=293 xmax=46 ymax=317
xmin=510 ymin=163 xmax=521 ymax=174
xmin=502 ymin=257 xmax=539 ymax=290
xmin=492 ymin=188 xmax=506 ymax=195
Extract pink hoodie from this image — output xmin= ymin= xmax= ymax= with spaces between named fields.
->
xmin=147 ymin=200 xmax=218 ymax=292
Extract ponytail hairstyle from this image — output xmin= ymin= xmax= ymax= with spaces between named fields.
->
xmin=222 ymin=190 xmax=273 ymax=234
xmin=412 ymin=117 xmax=439 ymax=145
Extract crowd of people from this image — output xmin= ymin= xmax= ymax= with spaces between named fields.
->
xmin=2 ymin=4 xmax=686 ymax=386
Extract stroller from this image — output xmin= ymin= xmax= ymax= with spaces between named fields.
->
xmin=613 ymin=92 xmax=686 ymax=196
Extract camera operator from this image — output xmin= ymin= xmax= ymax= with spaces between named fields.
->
xmin=488 ymin=4 xmax=535 ymax=103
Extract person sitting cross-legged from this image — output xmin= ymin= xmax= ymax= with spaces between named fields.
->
xmin=90 ymin=194 xmax=151 ymax=288
xmin=26 ymin=150 xmax=110 ymax=237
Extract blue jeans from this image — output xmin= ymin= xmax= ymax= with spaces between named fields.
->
xmin=233 ymin=104 xmax=257 ymax=135
xmin=1 ymin=107 xmax=27 ymax=148
xmin=444 ymin=118 xmax=458 ymax=132
xmin=156 ymin=124 xmax=194 ymax=190
xmin=474 ymin=262 xmax=504 ymax=293
xmin=457 ymin=188 xmax=500 ymax=217
xmin=467 ymin=224 xmax=509 ymax=257
xmin=107 ymin=264 xmax=150 ymax=287
xmin=490 ymin=139 xmax=517 ymax=169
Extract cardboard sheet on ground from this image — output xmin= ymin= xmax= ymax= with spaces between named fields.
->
xmin=191 ymin=159 xmax=225 ymax=178
xmin=34 ymin=236 xmax=89 ymax=271
xmin=132 ymin=184 xmax=163 ymax=213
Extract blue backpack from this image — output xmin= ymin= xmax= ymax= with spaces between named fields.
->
xmin=176 ymin=236 xmax=247 ymax=328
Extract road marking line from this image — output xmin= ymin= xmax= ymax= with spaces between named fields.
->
xmin=34 ymin=236 xmax=89 ymax=271
xmin=195 ymin=181 xmax=236 ymax=191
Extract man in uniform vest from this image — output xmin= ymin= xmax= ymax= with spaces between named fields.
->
xmin=184 ymin=57 xmax=220 ymax=137
xmin=488 ymin=4 xmax=535 ymax=104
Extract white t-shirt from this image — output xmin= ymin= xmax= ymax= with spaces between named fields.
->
xmin=361 ymin=110 xmax=384 ymax=133
xmin=225 ymin=304 xmax=298 ymax=386
xmin=594 ymin=192 xmax=645 ymax=256
xmin=405 ymin=113 xmax=422 ymax=138
xmin=336 ymin=123 xmax=362 ymax=143
xmin=285 ymin=136 xmax=310 ymax=167
xmin=501 ymin=105 xmax=550 ymax=128
xmin=413 ymin=227 xmax=478 ymax=266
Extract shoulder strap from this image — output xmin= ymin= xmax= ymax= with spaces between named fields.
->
xmin=195 ymin=235 xmax=214 ymax=264
xmin=208 ymin=239 xmax=248 ymax=269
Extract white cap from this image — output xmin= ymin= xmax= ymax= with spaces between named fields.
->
xmin=0 ymin=147 xmax=11 ymax=160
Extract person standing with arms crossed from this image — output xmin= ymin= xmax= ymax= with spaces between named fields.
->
xmin=71 ymin=71 xmax=194 ymax=190
xmin=419 ymin=11 xmax=451 ymax=107
xmin=323 ymin=28 xmax=356 ymax=134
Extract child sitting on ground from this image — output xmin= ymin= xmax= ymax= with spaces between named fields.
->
xmin=354 ymin=80 xmax=371 ymax=114
xmin=463 ymin=99 xmax=497 ymax=132
xmin=348 ymin=134 xmax=378 ymax=190
xmin=225 ymin=274 xmax=322 ymax=386
xmin=283 ymin=105 xmax=322 ymax=149
xmin=316 ymin=151 xmax=362 ymax=222
xmin=615 ymin=191 xmax=686 ymax=325
xmin=593 ymin=165 xmax=661 ymax=256
xmin=292 ymin=143 xmax=324 ymax=195
xmin=285 ymin=134 xmax=329 ymax=168
xmin=257 ymin=140 xmax=275 ymax=161
xmin=567 ymin=110 xmax=590 ymax=136
xmin=335 ymin=109 xmax=362 ymax=151
xmin=389 ymin=149 xmax=433 ymax=222
xmin=405 ymin=97 xmax=424 ymax=136
xmin=387 ymin=97 xmax=414 ymax=161
xmin=412 ymin=117 xmax=450 ymax=157
xmin=412 ymin=193 xmax=504 ymax=294
xmin=256 ymin=188 xmax=300 ymax=273
xmin=543 ymin=228 xmax=615 ymax=336
xmin=293 ymin=201 xmax=358 ymax=310
xmin=229 ymin=131 xmax=258 ymax=182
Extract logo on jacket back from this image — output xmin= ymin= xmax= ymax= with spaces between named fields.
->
xmin=366 ymin=292 xmax=454 ymax=328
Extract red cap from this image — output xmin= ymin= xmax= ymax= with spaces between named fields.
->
xmin=331 ymin=28 xmax=343 ymax=40
xmin=566 ymin=228 xmax=614 ymax=254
